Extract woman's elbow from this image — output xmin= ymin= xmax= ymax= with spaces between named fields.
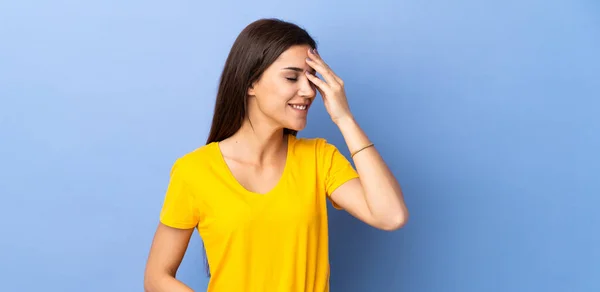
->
xmin=143 ymin=273 xmax=156 ymax=292
xmin=144 ymin=269 xmax=165 ymax=292
xmin=379 ymin=210 xmax=409 ymax=231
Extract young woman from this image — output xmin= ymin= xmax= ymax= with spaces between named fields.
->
xmin=144 ymin=18 xmax=409 ymax=292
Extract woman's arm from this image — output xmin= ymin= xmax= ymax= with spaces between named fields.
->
xmin=305 ymin=48 xmax=408 ymax=230
xmin=144 ymin=223 xmax=196 ymax=292
xmin=331 ymin=117 xmax=408 ymax=230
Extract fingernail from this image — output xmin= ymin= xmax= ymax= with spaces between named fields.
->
xmin=314 ymin=48 xmax=318 ymax=54
xmin=306 ymin=57 xmax=312 ymax=62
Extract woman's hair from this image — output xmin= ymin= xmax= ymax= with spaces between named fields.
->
xmin=201 ymin=18 xmax=317 ymax=277
xmin=205 ymin=18 xmax=317 ymax=145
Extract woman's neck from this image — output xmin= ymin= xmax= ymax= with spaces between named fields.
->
xmin=222 ymin=118 xmax=287 ymax=166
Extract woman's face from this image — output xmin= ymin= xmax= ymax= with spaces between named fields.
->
xmin=247 ymin=44 xmax=317 ymax=132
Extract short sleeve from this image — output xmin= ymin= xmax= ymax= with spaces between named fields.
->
xmin=159 ymin=159 xmax=200 ymax=229
xmin=319 ymin=139 xmax=360 ymax=209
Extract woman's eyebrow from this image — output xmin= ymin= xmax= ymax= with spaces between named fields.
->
xmin=282 ymin=66 xmax=316 ymax=74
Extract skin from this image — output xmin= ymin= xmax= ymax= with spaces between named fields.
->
xmin=144 ymin=44 xmax=409 ymax=292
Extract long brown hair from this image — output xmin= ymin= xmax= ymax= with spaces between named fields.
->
xmin=201 ymin=18 xmax=317 ymax=277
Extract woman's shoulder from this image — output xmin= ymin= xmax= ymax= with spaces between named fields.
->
xmin=291 ymin=135 xmax=323 ymax=148
xmin=289 ymin=135 xmax=336 ymax=157
xmin=169 ymin=143 xmax=219 ymax=174
xmin=293 ymin=134 xmax=342 ymax=148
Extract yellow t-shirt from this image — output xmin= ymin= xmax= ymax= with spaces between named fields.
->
xmin=159 ymin=134 xmax=359 ymax=292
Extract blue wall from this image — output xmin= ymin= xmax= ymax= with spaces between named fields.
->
xmin=1 ymin=1 xmax=598 ymax=291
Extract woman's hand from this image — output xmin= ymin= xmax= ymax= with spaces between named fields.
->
xmin=305 ymin=48 xmax=354 ymax=124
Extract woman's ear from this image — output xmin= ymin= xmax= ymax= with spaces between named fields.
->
xmin=247 ymin=79 xmax=257 ymax=97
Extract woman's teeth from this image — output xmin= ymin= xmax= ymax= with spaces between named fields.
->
xmin=290 ymin=104 xmax=307 ymax=110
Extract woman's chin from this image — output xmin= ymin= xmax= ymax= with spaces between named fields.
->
xmin=285 ymin=121 xmax=307 ymax=132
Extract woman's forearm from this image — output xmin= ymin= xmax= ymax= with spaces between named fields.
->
xmin=336 ymin=116 xmax=408 ymax=226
